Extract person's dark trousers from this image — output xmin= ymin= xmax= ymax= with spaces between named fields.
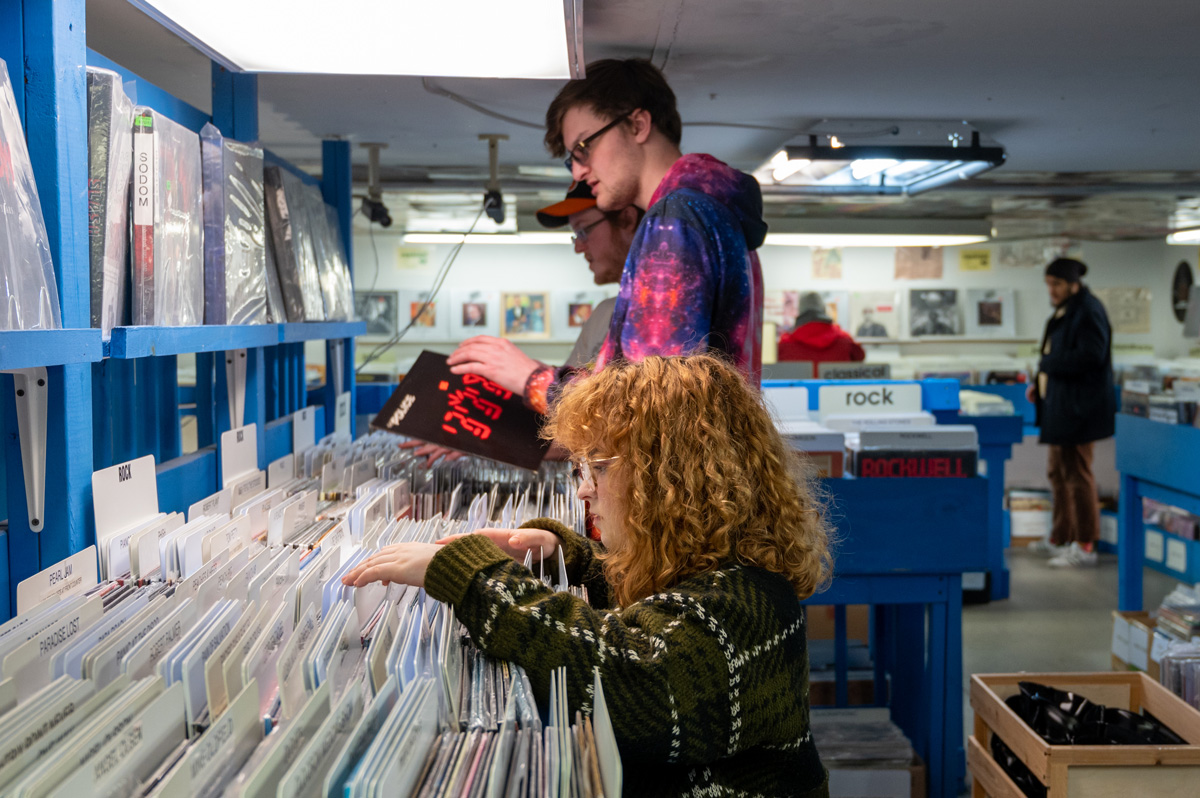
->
xmin=1047 ymin=442 xmax=1099 ymax=546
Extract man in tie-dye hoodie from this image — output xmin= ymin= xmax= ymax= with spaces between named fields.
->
xmin=449 ymin=59 xmax=766 ymax=414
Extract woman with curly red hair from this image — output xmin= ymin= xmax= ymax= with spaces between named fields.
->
xmin=345 ymin=353 xmax=832 ymax=797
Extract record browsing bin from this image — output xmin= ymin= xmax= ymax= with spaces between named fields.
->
xmin=968 ymin=672 xmax=1200 ymax=798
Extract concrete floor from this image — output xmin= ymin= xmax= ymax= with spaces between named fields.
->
xmin=960 ymin=548 xmax=1179 ymax=789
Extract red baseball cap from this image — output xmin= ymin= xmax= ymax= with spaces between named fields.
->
xmin=535 ymin=181 xmax=597 ymax=229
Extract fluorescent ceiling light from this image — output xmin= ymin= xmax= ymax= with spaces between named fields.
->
xmin=765 ymin=234 xmax=989 ymax=248
xmin=769 ymin=150 xmax=810 ymax=182
xmin=754 ymin=120 xmax=1005 ymax=196
xmin=404 ymin=233 xmax=574 ymax=245
xmin=127 ymin=0 xmax=583 ymax=78
xmin=849 ymin=159 xmax=898 ymax=180
xmin=1167 ymin=229 xmax=1200 ymax=245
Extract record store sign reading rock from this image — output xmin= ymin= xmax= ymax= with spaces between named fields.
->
xmin=371 ymin=351 xmax=550 ymax=470
xmin=818 ymin=383 xmax=923 ymax=419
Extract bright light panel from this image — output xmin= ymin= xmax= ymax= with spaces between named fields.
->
xmin=765 ymin=234 xmax=989 ymax=248
xmin=130 ymin=0 xmax=572 ymax=78
xmin=404 ymin=233 xmax=574 ymax=245
xmin=1167 ymin=229 xmax=1200 ymax=245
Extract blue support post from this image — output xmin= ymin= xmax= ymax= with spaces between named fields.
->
xmin=194 ymin=352 xmax=216 ymax=449
xmin=246 ymin=348 xmax=267 ymax=469
xmin=18 ymin=0 xmax=94 ymax=583
xmin=833 ymin=605 xmax=849 ymax=707
xmin=2 ymin=374 xmax=37 ymax=612
xmin=109 ymin=359 xmax=138 ymax=465
xmin=91 ymin=362 xmax=111 ymax=470
xmin=134 ymin=359 xmax=160 ymax=463
xmin=322 ymin=139 xmax=355 ymax=435
xmin=1118 ymin=473 xmax=1143 ymax=611
xmin=944 ymin=574 xmax=965 ymax=793
xmin=155 ymin=356 xmax=181 ymax=461
xmin=210 ymin=64 xmax=258 ymax=141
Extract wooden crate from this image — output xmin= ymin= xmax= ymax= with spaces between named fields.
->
xmin=969 ymin=672 xmax=1200 ymax=798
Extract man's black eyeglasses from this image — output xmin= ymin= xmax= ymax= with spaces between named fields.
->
xmin=564 ymin=114 xmax=630 ymax=172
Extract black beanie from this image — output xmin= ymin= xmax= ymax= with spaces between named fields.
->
xmin=1045 ymin=257 xmax=1087 ymax=283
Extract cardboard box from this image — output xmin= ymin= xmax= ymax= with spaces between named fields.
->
xmin=1111 ymin=610 xmax=1159 ymax=678
xmin=808 ymin=604 xmax=871 ymax=643
xmin=827 ymin=757 xmax=925 ymax=798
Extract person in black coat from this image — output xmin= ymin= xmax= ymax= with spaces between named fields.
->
xmin=1028 ymin=258 xmax=1115 ymax=567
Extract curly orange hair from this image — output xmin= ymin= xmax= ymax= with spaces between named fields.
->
xmin=543 ymin=354 xmax=833 ymax=607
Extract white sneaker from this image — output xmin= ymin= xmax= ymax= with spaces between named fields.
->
xmin=1027 ymin=538 xmax=1066 ymax=556
xmin=1048 ymin=542 xmax=1099 ymax=568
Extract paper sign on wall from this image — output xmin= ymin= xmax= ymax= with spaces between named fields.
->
xmin=959 ymin=250 xmax=992 ymax=272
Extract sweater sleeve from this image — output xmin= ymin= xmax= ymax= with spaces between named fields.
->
xmin=424 ymin=535 xmax=738 ymax=767
xmin=1038 ymin=303 xmax=1110 ymax=378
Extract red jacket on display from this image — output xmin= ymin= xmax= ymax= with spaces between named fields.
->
xmin=777 ymin=321 xmax=865 ymax=365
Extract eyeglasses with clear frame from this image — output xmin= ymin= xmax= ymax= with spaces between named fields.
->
xmin=571 ymin=455 xmax=620 ymax=490
xmin=563 ymin=114 xmax=630 ymax=172
xmin=570 ymin=216 xmax=608 ymax=247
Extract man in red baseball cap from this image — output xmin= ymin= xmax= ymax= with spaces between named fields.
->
xmin=535 ymin=181 xmax=641 ymax=366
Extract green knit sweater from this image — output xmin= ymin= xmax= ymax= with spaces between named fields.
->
xmin=424 ymin=517 xmax=829 ymax=798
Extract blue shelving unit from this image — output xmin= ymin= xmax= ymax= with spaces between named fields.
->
xmin=954 ymin=413 xmax=1023 ymax=600
xmin=762 ymin=377 xmax=989 ymax=798
xmin=1116 ymin=414 xmax=1200 ymax=610
xmin=0 ymin=0 xmax=360 ymax=619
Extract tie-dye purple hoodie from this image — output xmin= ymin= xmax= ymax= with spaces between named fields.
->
xmin=525 ymin=154 xmax=766 ymax=413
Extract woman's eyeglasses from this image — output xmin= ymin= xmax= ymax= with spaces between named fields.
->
xmin=564 ymin=114 xmax=630 ymax=172
xmin=571 ymin=455 xmax=620 ymax=489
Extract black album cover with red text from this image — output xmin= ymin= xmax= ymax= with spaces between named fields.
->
xmin=371 ymin=350 xmax=550 ymax=470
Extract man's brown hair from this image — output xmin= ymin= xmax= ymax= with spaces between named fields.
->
xmin=545 ymin=59 xmax=682 ymax=159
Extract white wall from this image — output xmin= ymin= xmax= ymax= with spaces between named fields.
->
xmin=349 ymin=229 xmax=1193 ymax=374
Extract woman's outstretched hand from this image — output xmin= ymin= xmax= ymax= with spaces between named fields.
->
xmin=341 ymin=542 xmax=443 ymax=588
xmin=434 ymin=527 xmax=559 ymax=562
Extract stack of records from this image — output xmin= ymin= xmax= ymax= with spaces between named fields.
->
xmin=849 ymin=425 xmax=979 ymax=478
xmin=131 ymin=107 xmax=204 ymax=326
xmin=0 ymin=57 xmax=61 ymax=331
xmin=86 ymin=67 xmax=134 ymax=338
xmin=1156 ymin=587 xmax=1200 ymax=641
xmin=200 ymin=122 xmax=275 ymax=325
xmin=264 ymin=165 xmax=326 ymax=322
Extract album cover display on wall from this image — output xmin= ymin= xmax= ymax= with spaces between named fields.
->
xmin=0 ymin=58 xmax=61 ymax=331
xmin=849 ymin=291 xmax=902 ymax=339
xmin=86 ymin=67 xmax=133 ymax=338
xmin=398 ymin=290 xmax=451 ymax=340
xmin=764 ymin=290 xmax=800 ymax=330
xmin=354 ymin=291 xmax=399 ymax=338
xmin=200 ymin=123 xmax=268 ymax=325
xmin=908 ymin=289 xmax=962 ymax=336
xmin=450 ymin=289 xmax=500 ymax=338
xmin=131 ymin=107 xmax=204 ymax=327
xmin=501 ymin=292 xmax=551 ymax=339
xmin=551 ymin=290 xmax=611 ymax=341
xmin=819 ymin=291 xmax=851 ymax=329
xmin=965 ymin=288 xmax=1017 ymax=337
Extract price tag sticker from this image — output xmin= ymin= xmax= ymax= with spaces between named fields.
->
xmin=335 ymin=393 xmax=352 ymax=439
